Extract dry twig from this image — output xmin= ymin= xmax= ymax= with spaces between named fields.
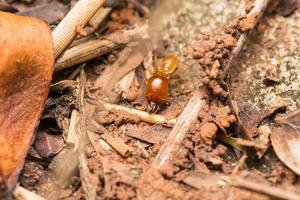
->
xmin=226 ymin=176 xmax=300 ymax=200
xmin=101 ymin=133 xmax=132 ymax=157
xmin=152 ymin=90 xmax=206 ymax=169
xmin=91 ymin=99 xmax=177 ymax=125
xmin=52 ymin=0 xmax=105 ymax=58
xmin=77 ymin=69 xmax=98 ymax=199
xmin=222 ymin=0 xmax=271 ymax=79
xmin=55 ymin=25 xmax=148 ymax=71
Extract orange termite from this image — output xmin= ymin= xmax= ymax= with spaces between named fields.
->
xmin=146 ymin=55 xmax=178 ymax=103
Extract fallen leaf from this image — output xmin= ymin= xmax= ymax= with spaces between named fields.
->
xmin=0 ymin=2 xmax=18 ymax=12
xmin=18 ymin=2 xmax=68 ymax=24
xmin=0 ymin=12 xmax=54 ymax=191
xmin=34 ymin=131 xmax=64 ymax=158
xmin=237 ymin=104 xmax=285 ymax=139
xmin=276 ymin=0 xmax=300 ymax=16
xmin=94 ymin=41 xmax=149 ymax=101
xmin=271 ymin=110 xmax=300 ymax=175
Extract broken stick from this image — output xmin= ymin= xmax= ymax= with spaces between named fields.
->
xmin=52 ymin=0 xmax=105 ymax=58
xmin=222 ymin=0 xmax=271 ymax=79
xmin=55 ymin=25 xmax=148 ymax=71
xmin=152 ymin=90 xmax=206 ymax=170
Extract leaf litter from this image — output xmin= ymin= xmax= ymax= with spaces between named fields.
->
xmin=1 ymin=0 xmax=300 ymax=199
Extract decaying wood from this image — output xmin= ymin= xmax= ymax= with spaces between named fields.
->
xmin=14 ymin=185 xmax=45 ymax=200
xmin=55 ymin=25 xmax=148 ymax=71
xmin=90 ymin=99 xmax=177 ymax=125
xmin=52 ymin=0 xmax=105 ymax=58
xmin=152 ymin=90 xmax=206 ymax=170
xmin=0 ymin=11 xmax=54 ymax=190
xmin=222 ymin=0 xmax=271 ymax=79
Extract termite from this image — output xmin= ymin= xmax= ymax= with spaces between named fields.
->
xmin=146 ymin=55 xmax=178 ymax=110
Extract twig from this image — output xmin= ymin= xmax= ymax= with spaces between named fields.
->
xmin=152 ymin=90 xmax=206 ymax=170
xmin=54 ymin=25 xmax=148 ymax=71
xmin=232 ymin=153 xmax=248 ymax=174
xmin=52 ymin=0 xmax=105 ymax=58
xmin=78 ymin=69 xmax=98 ymax=200
xmin=222 ymin=0 xmax=271 ymax=79
xmin=101 ymin=133 xmax=132 ymax=157
xmin=225 ymin=176 xmax=300 ymax=200
xmin=89 ymin=98 xmax=177 ymax=125
xmin=49 ymin=109 xmax=79 ymax=188
xmin=88 ymin=7 xmax=112 ymax=32
xmin=13 ymin=185 xmax=45 ymax=200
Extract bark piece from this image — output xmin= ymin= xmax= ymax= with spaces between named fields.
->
xmin=0 ymin=12 xmax=54 ymax=190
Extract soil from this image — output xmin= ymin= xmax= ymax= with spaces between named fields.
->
xmin=2 ymin=0 xmax=300 ymax=199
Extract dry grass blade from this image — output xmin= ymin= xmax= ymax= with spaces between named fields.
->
xmin=55 ymin=25 xmax=148 ymax=71
xmin=77 ymin=69 xmax=98 ymax=199
xmin=52 ymin=0 xmax=105 ymax=58
xmin=152 ymin=90 xmax=206 ymax=169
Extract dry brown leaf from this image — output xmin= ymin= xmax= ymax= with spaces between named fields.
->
xmin=237 ymin=104 xmax=285 ymax=139
xmin=271 ymin=110 xmax=300 ymax=175
xmin=94 ymin=41 xmax=149 ymax=101
xmin=0 ymin=12 xmax=54 ymax=191
xmin=18 ymin=2 xmax=68 ymax=24
xmin=34 ymin=131 xmax=64 ymax=158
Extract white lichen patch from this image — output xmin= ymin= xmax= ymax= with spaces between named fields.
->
xmin=231 ymin=12 xmax=300 ymax=111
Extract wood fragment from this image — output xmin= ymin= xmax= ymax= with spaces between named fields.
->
xmin=77 ymin=69 xmax=98 ymax=200
xmin=49 ymin=110 xmax=79 ymax=188
xmin=14 ymin=185 xmax=45 ymax=200
xmin=222 ymin=0 xmax=271 ymax=79
xmin=226 ymin=176 xmax=300 ymax=200
xmin=101 ymin=133 xmax=132 ymax=157
xmin=52 ymin=0 xmax=105 ymax=58
xmin=90 ymin=99 xmax=177 ymax=125
xmin=183 ymin=172 xmax=300 ymax=200
xmin=152 ymin=90 xmax=206 ymax=169
xmin=88 ymin=7 xmax=112 ymax=31
xmin=54 ymin=25 xmax=148 ymax=71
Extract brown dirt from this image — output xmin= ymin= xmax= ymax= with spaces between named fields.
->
xmin=3 ymin=0 xmax=300 ymax=199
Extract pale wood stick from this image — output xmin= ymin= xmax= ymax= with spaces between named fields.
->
xmin=152 ymin=91 xmax=205 ymax=169
xmin=101 ymin=133 xmax=132 ymax=157
xmin=14 ymin=185 xmax=45 ymax=200
xmin=77 ymin=69 xmax=97 ymax=199
xmin=52 ymin=0 xmax=105 ymax=58
xmin=226 ymin=176 xmax=300 ymax=200
xmin=222 ymin=0 xmax=271 ymax=79
xmin=54 ymin=25 xmax=148 ymax=71
xmin=89 ymin=7 xmax=112 ymax=30
xmin=99 ymin=100 xmax=177 ymax=125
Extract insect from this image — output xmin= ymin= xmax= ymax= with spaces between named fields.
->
xmin=146 ymin=55 xmax=178 ymax=108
